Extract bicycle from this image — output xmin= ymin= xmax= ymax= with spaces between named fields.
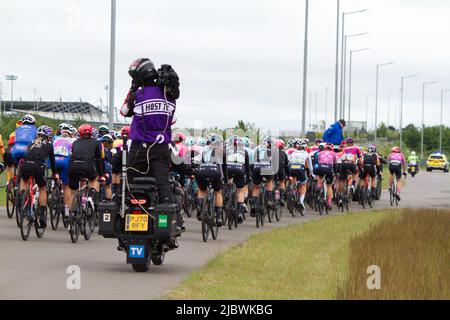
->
xmin=183 ymin=174 xmax=197 ymax=218
xmin=315 ymin=181 xmax=330 ymax=216
xmin=6 ymin=176 xmax=16 ymax=219
xmin=69 ymin=178 xmax=96 ymax=243
xmin=389 ymin=175 xmax=403 ymax=207
xmin=271 ymin=179 xmax=283 ymax=222
xmin=255 ymin=178 xmax=271 ymax=228
xmin=200 ymin=180 xmax=219 ymax=242
xmin=17 ymin=176 xmax=47 ymax=241
xmin=48 ymin=176 xmax=64 ymax=230
xmin=224 ymin=182 xmax=239 ymax=230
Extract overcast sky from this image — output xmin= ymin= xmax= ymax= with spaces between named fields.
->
xmin=1 ymin=0 xmax=450 ymax=131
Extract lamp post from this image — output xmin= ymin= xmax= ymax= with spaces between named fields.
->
xmin=399 ymin=74 xmax=419 ymax=150
xmin=348 ymin=48 xmax=369 ymax=134
xmin=387 ymin=91 xmax=391 ymax=127
xmin=325 ymin=86 xmax=329 ymax=128
xmin=5 ymin=74 xmax=18 ymax=113
xmin=339 ymin=8 xmax=369 ymax=118
xmin=108 ymin=0 xmax=116 ymax=129
xmin=365 ymin=93 xmax=372 ymax=132
xmin=341 ymin=32 xmax=368 ymax=119
xmin=334 ymin=0 xmax=340 ymax=122
xmin=374 ymin=62 xmax=395 ymax=144
xmin=440 ymin=90 xmax=450 ymax=152
xmin=420 ymin=81 xmax=437 ymax=159
xmin=301 ymin=0 xmax=309 ymax=136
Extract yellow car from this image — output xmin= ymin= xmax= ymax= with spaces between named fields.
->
xmin=426 ymin=153 xmax=449 ymax=172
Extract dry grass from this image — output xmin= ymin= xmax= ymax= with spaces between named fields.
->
xmin=337 ymin=209 xmax=450 ymax=300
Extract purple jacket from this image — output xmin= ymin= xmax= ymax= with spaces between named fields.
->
xmin=128 ymin=86 xmax=176 ymax=144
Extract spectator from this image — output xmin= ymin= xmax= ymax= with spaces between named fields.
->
xmin=323 ymin=119 xmax=346 ymax=146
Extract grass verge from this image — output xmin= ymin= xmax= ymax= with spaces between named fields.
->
xmin=167 ymin=210 xmax=391 ymax=300
xmin=337 ymin=209 xmax=450 ymax=300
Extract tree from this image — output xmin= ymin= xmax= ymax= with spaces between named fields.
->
xmin=403 ymin=124 xmax=420 ymax=150
xmin=377 ymin=122 xmax=388 ymax=138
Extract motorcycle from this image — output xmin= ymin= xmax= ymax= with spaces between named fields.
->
xmin=408 ymin=161 xmax=419 ymax=177
xmin=98 ymin=137 xmax=184 ymax=272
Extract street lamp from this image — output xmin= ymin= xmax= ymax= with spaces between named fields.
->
xmin=339 ymin=8 xmax=369 ymax=117
xmin=334 ymin=0 xmax=340 ymax=123
xmin=365 ymin=93 xmax=372 ymax=132
xmin=341 ymin=32 xmax=369 ymax=119
xmin=374 ymin=62 xmax=395 ymax=143
xmin=301 ymin=0 xmax=310 ymax=136
xmin=5 ymin=74 xmax=18 ymax=113
xmin=399 ymin=74 xmax=419 ymax=150
xmin=348 ymin=48 xmax=370 ymax=134
xmin=109 ymin=0 xmax=117 ymax=129
xmin=421 ymin=81 xmax=437 ymax=159
xmin=440 ymin=90 xmax=450 ymax=152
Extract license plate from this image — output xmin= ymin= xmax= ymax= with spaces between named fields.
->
xmin=291 ymin=165 xmax=302 ymax=169
xmin=125 ymin=214 xmax=149 ymax=232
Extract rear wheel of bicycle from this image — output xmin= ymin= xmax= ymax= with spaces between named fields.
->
xmin=317 ymin=197 xmax=324 ymax=216
xmin=19 ymin=192 xmax=33 ymax=241
xmin=390 ymin=190 xmax=394 ymax=207
xmin=83 ymin=205 xmax=95 ymax=241
xmin=210 ymin=202 xmax=219 ymax=241
xmin=35 ymin=205 xmax=47 ymax=238
xmin=50 ymin=187 xmax=61 ymax=230
xmin=6 ymin=182 xmax=15 ymax=219
xmin=201 ymin=206 xmax=209 ymax=242
xmin=69 ymin=199 xmax=80 ymax=243
xmin=275 ymin=204 xmax=282 ymax=221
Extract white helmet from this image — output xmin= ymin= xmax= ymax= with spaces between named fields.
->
xmin=21 ymin=114 xmax=36 ymax=125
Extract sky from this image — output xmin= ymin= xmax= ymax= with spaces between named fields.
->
xmin=1 ymin=0 xmax=450 ymax=131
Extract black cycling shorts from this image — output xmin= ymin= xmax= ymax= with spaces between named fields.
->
xmin=227 ymin=166 xmax=246 ymax=189
xmin=389 ymin=164 xmax=402 ymax=180
xmin=3 ymin=151 xmax=14 ymax=167
xmin=196 ymin=168 xmax=222 ymax=192
xmin=289 ymin=167 xmax=307 ymax=184
xmin=316 ymin=164 xmax=334 ymax=185
xmin=20 ymin=160 xmax=47 ymax=188
xmin=252 ymin=166 xmax=274 ymax=185
xmin=68 ymin=160 xmax=97 ymax=190
xmin=360 ymin=165 xmax=376 ymax=179
xmin=340 ymin=162 xmax=357 ymax=180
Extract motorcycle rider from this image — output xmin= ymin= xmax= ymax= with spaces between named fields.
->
xmin=407 ymin=151 xmax=420 ymax=173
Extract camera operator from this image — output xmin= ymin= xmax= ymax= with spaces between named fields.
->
xmin=120 ymin=58 xmax=180 ymax=205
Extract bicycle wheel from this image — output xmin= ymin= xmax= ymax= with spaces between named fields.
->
xmin=83 ymin=204 xmax=95 ymax=241
xmin=360 ymin=189 xmax=366 ymax=209
xmin=50 ymin=186 xmax=62 ymax=230
xmin=275 ymin=201 xmax=282 ymax=222
xmin=317 ymin=195 xmax=324 ymax=216
xmin=69 ymin=197 xmax=80 ymax=243
xmin=287 ymin=190 xmax=295 ymax=216
xmin=15 ymin=189 xmax=22 ymax=228
xmin=6 ymin=181 xmax=15 ymax=219
xmin=210 ymin=199 xmax=218 ymax=241
xmin=19 ymin=191 xmax=33 ymax=241
xmin=389 ymin=190 xmax=394 ymax=207
xmin=35 ymin=206 xmax=47 ymax=239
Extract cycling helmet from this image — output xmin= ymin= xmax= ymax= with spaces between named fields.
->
xmin=326 ymin=143 xmax=334 ymax=151
xmin=241 ymin=137 xmax=250 ymax=148
xmin=37 ymin=125 xmax=53 ymax=138
xmin=121 ymin=126 xmax=131 ymax=137
xmin=315 ymin=139 xmax=324 ymax=144
xmin=346 ymin=138 xmax=355 ymax=145
xmin=334 ymin=145 xmax=340 ymax=153
xmin=300 ymin=140 xmax=308 ymax=150
xmin=128 ymin=58 xmax=158 ymax=82
xmin=60 ymin=124 xmax=72 ymax=135
xmin=92 ymin=128 xmax=99 ymax=139
xmin=391 ymin=147 xmax=401 ymax=153
xmin=262 ymin=136 xmax=275 ymax=147
xmin=69 ymin=125 xmax=77 ymax=136
xmin=100 ymin=134 xmax=113 ymax=144
xmin=368 ymin=145 xmax=377 ymax=154
xmin=206 ymin=133 xmax=223 ymax=147
xmin=21 ymin=114 xmax=36 ymax=125
xmin=78 ymin=124 xmax=94 ymax=137
xmin=196 ymin=137 xmax=207 ymax=147
xmin=411 ymin=151 xmax=416 ymax=156
xmin=228 ymin=135 xmax=243 ymax=148
xmin=173 ymin=132 xmax=186 ymax=143
xmin=276 ymin=139 xmax=285 ymax=149
xmin=99 ymin=125 xmax=109 ymax=135
xmin=186 ymin=136 xmax=196 ymax=147
xmin=16 ymin=121 xmax=23 ymax=128
xmin=319 ymin=142 xmax=326 ymax=151
xmin=58 ymin=123 xmax=69 ymax=131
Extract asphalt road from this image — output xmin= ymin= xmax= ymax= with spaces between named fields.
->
xmin=0 ymin=171 xmax=449 ymax=300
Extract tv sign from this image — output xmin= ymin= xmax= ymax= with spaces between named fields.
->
xmin=128 ymin=245 xmax=145 ymax=259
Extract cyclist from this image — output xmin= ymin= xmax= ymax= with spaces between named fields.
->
xmin=19 ymin=126 xmax=58 ymax=227
xmin=340 ymin=138 xmax=361 ymax=193
xmin=98 ymin=125 xmax=110 ymax=139
xmin=111 ymin=126 xmax=131 ymax=195
xmin=3 ymin=129 xmax=17 ymax=187
xmin=225 ymin=135 xmax=251 ymax=223
xmin=275 ymin=139 xmax=288 ymax=206
xmin=12 ymin=115 xmax=37 ymax=165
xmin=407 ymin=151 xmax=420 ymax=173
xmin=53 ymin=124 xmax=76 ymax=219
xmin=288 ymin=139 xmax=313 ymax=211
xmin=359 ymin=145 xmax=380 ymax=199
xmin=316 ymin=142 xmax=336 ymax=210
xmin=170 ymin=132 xmax=191 ymax=189
xmin=120 ymin=58 xmax=179 ymax=205
xmin=249 ymin=137 xmax=277 ymax=215
xmin=388 ymin=147 xmax=407 ymax=201
xmin=68 ymin=124 xmax=104 ymax=213
xmin=195 ymin=133 xmax=227 ymax=227
xmin=100 ymin=134 xmax=114 ymax=200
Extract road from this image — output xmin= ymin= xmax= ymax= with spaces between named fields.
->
xmin=0 ymin=171 xmax=449 ymax=300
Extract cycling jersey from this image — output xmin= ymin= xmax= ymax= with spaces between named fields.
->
xmin=342 ymin=146 xmax=361 ymax=164
xmin=12 ymin=125 xmax=37 ymax=162
xmin=226 ymin=147 xmax=250 ymax=189
xmin=196 ymin=146 xmax=227 ymax=192
xmin=318 ymin=150 xmax=336 ymax=166
xmin=53 ymin=136 xmax=75 ymax=185
xmin=388 ymin=153 xmax=406 ymax=166
xmin=286 ymin=148 xmax=296 ymax=156
xmin=407 ymin=155 xmax=420 ymax=164
xmin=288 ymin=150 xmax=311 ymax=169
xmin=124 ymin=85 xmax=176 ymax=145
xmin=25 ymin=138 xmax=56 ymax=172
xmin=71 ymin=137 xmax=103 ymax=176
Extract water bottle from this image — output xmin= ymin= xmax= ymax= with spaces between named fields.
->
xmin=275 ymin=189 xmax=280 ymax=201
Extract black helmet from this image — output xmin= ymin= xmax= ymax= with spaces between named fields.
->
xmin=128 ymin=58 xmax=158 ymax=82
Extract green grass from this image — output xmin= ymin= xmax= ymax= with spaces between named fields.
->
xmin=167 ymin=210 xmax=392 ymax=300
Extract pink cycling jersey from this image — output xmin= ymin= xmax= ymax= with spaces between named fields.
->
xmin=176 ymin=142 xmax=188 ymax=158
xmin=388 ymin=153 xmax=406 ymax=165
xmin=344 ymin=146 xmax=361 ymax=157
xmin=318 ymin=150 xmax=336 ymax=166
xmin=286 ymin=148 xmax=296 ymax=155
